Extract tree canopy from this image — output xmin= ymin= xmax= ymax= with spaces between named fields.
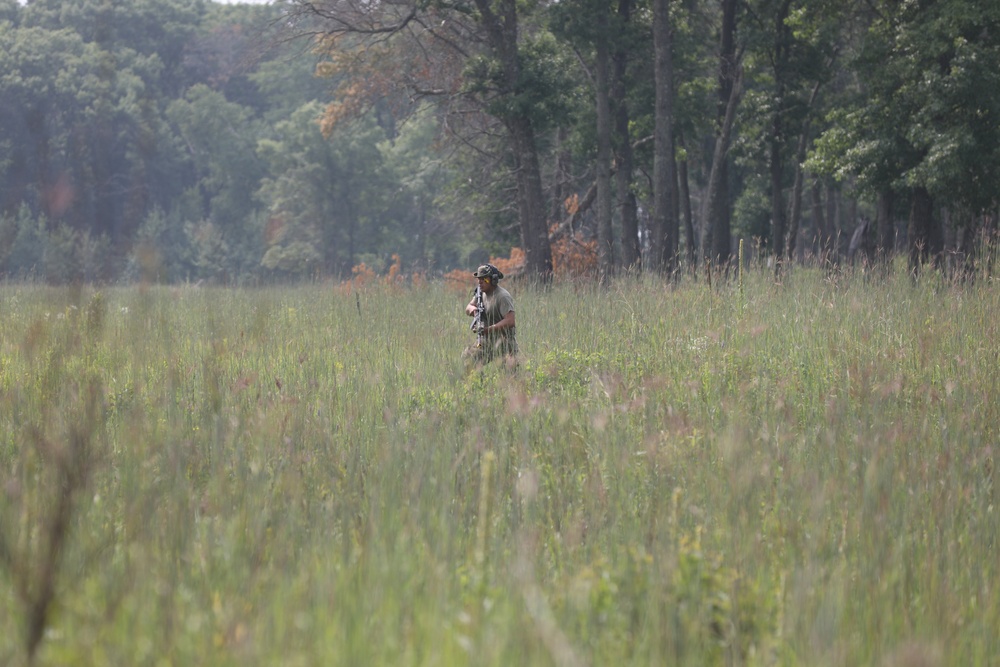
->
xmin=0 ymin=0 xmax=997 ymax=283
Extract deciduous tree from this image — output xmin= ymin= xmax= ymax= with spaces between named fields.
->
xmin=286 ymin=0 xmax=564 ymax=277
xmin=811 ymin=0 xmax=1000 ymax=272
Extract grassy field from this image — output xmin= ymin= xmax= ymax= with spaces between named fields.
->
xmin=0 ymin=267 xmax=997 ymax=666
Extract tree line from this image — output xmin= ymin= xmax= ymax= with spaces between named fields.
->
xmin=2 ymin=0 xmax=998 ymax=284
xmin=0 ymin=0 xmax=472 ymax=283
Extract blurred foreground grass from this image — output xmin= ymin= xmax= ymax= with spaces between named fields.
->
xmin=0 ymin=268 xmax=997 ymax=666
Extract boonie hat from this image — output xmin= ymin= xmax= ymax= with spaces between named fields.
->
xmin=473 ymin=263 xmax=503 ymax=280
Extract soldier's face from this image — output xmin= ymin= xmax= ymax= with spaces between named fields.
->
xmin=478 ymin=276 xmax=495 ymax=293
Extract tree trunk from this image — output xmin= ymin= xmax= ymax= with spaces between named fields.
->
xmin=701 ymin=77 xmax=741 ymax=269
xmin=787 ymin=154 xmax=806 ymax=263
xmin=614 ymin=125 xmax=640 ymax=272
xmin=677 ymin=137 xmax=695 ymax=271
xmin=787 ymin=81 xmax=822 ymax=262
xmin=847 ymin=194 xmax=857 ymax=261
xmin=671 ymin=139 xmax=681 ymax=265
xmin=810 ymin=176 xmax=827 ymax=262
xmin=826 ymin=180 xmax=839 ymax=262
xmin=701 ymin=0 xmax=738 ymax=270
xmin=984 ymin=209 xmax=998 ymax=279
xmin=508 ymin=115 xmax=554 ymax=277
xmin=613 ymin=0 xmax=640 ymax=271
xmin=550 ymin=127 xmax=572 ymax=225
xmin=651 ymin=0 xmax=677 ymax=274
xmin=768 ymin=0 xmax=793 ymax=272
xmin=953 ymin=209 xmax=978 ymax=280
xmin=876 ymin=189 xmax=895 ymax=265
xmin=907 ymin=185 xmax=941 ymax=273
xmin=474 ymin=0 xmax=553 ymax=278
xmin=769 ymin=118 xmax=787 ymax=264
xmin=595 ymin=34 xmax=615 ymax=279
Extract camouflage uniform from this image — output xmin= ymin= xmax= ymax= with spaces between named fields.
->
xmin=464 ymin=264 xmax=518 ymax=368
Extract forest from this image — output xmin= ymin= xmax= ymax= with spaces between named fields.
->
xmin=1 ymin=0 xmax=999 ymax=283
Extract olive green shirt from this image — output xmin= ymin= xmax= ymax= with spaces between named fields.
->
xmin=481 ymin=285 xmax=517 ymax=351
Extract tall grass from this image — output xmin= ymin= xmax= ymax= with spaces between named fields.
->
xmin=0 ymin=267 xmax=997 ymax=666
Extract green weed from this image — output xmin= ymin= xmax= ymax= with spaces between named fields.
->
xmin=0 ymin=268 xmax=996 ymax=666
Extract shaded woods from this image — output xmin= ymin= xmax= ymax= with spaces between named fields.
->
xmin=2 ymin=0 xmax=1000 ymax=283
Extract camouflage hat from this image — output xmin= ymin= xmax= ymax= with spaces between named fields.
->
xmin=473 ymin=263 xmax=503 ymax=280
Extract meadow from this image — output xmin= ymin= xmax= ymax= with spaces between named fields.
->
xmin=0 ymin=266 xmax=997 ymax=666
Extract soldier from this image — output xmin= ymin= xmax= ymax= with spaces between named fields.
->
xmin=464 ymin=263 xmax=518 ymax=368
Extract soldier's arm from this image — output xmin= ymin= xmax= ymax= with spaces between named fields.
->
xmin=486 ymin=309 xmax=515 ymax=334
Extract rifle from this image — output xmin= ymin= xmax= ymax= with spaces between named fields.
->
xmin=469 ymin=285 xmax=485 ymax=347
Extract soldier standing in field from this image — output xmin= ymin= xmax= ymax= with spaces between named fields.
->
xmin=464 ymin=263 xmax=518 ymax=369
